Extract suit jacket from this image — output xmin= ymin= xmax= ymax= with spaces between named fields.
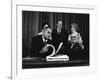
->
xmin=52 ymin=28 xmax=68 ymax=50
xmin=30 ymin=35 xmax=53 ymax=57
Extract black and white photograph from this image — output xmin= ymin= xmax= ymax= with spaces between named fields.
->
xmin=11 ymin=1 xmax=97 ymax=79
xmin=22 ymin=11 xmax=89 ymax=69
xmin=0 ymin=0 xmax=99 ymax=79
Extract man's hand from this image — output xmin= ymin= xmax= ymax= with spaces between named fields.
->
xmin=40 ymin=46 xmax=49 ymax=54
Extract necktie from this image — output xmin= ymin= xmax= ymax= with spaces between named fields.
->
xmin=57 ymin=28 xmax=61 ymax=33
xmin=44 ymin=39 xmax=47 ymax=46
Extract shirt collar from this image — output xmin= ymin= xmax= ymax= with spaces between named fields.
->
xmin=42 ymin=36 xmax=47 ymax=42
xmin=57 ymin=28 xmax=62 ymax=32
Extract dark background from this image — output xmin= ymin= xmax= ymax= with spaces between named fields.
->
xmin=22 ymin=11 xmax=89 ymax=59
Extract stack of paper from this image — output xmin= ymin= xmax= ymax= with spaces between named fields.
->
xmin=46 ymin=55 xmax=69 ymax=61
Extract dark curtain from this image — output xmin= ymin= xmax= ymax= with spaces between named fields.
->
xmin=22 ymin=11 xmax=89 ymax=58
xmin=22 ymin=11 xmax=40 ymax=57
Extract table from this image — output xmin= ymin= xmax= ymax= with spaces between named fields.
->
xmin=22 ymin=57 xmax=89 ymax=69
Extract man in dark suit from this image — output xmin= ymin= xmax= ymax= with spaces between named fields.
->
xmin=30 ymin=25 xmax=53 ymax=58
xmin=52 ymin=20 xmax=68 ymax=54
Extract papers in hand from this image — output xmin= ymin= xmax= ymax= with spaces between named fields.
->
xmin=45 ymin=42 xmax=63 ymax=57
xmin=45 ymin=42 xmax=69 ymax=61
xmin=55 ymin=42 xmax=63 ymax=54
xmin=45 ymin=44 xmax=56 ymax=57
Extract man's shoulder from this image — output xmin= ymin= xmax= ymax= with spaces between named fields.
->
xmin=62 ymin=28 xmax=67 ymax=32
xmin=32 ymin=35 xmax=42 ymax=40
xmin=52 ymin=29 xmax=57 ymax=34
xmin=62 ymin=29 xmax=68 ymax=34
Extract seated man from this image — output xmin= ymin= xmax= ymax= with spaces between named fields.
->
xmin=30 ymin=25 xmax=53 ymax=58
